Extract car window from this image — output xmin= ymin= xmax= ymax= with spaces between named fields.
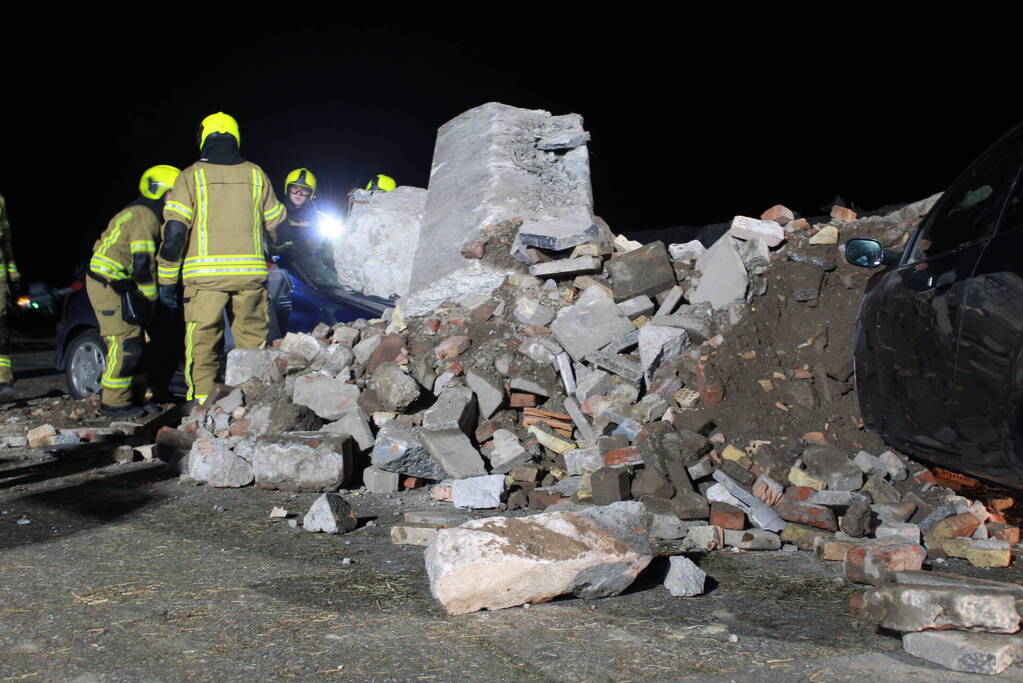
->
xmin=908 ymin=138 xmax=1023 ymax=262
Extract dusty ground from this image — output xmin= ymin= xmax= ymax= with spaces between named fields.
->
xmin=2 ymin=446 xmax=1023 ymax=681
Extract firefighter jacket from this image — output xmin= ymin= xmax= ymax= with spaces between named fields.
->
xmin=89 ymin=199 xmax=161 ymax=300
xmin=0 ymin=194 xmax=19 ymax=282
xmin=159 ymin=161 xmax=285 ymax=290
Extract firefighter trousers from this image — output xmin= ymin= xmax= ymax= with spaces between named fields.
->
xmin=86 ymin=278 xmax=145 ymax=407
xmin=0 ymin=279 xmax=10 ymax=384
xmin=183 ymin=285 xmax=268 ymax=403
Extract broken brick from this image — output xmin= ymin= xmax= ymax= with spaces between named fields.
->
xmin=710 ymin=502 xmax=746 ymax=530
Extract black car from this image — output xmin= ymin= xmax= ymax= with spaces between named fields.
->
xmin=846 ymin=122 xmax=1023 ymax=488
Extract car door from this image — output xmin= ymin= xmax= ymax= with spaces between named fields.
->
xmin=857 ymin=127 xmax=1023 ymax=457
xmin=950 ymin=160 xmax=1023 ymax=484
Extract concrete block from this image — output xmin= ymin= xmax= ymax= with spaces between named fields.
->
xmin=419 ymin=429 xmax=488 ymax=479
xmin=453 ymin=474 xmax=506 ymax=509
xmin=466 ymin=368 xmax=504 ymax=418
xmin=604 ymin=241 xmax=675 ymax=302
xmin=186 ymin=438 xmax=253 ymax=488
xmin=391 ymin=522 xmax=442 ymax=546
xmin=664 ymin=555 xmax=707 ymax=597
xmin=488 ymin=429 xmax=532 ymax=474
xmin=551 ymin=285 xmax=635 ymax=361
xmin=422 ymin=386 xmax=476 ymax=433
xmin=292 ymin=373 xmax=361 ymax=421
xmin=668 ymin=240 xmax=706 ymax=263
xmin=224 ymin=349 xmax=282 ymax=386
xmin=638 ymin=324 xmax=688 ymax=386
xmin=279 ymin=332 xmax=322 ymax=362
xmin=724 ymin=528 xmax=782 ymax=550
xmin=365 ymin=364 xmax=421 ymax=413
xmin=403 ymin=104 xmax=592 ymax=316
xmin=861 ymin=583 xmax=1021 ymax=633
xmin=617 ymin=295 xmax=655 ymax=319
xmin=528 ymin=256 xmax=600 ymax=278
xmin=320 ymin=408 xmax=375 ymax=452
xmin=370 ymin=421 xmax=446 ymax=480
xmin=903 ymin=631 xmax=1023 ymax=675
xmin=253 ymin=433 xmax=355 ymax=492
xmin=363 ymin=466 xmax=400 ymax=493
xmin=728 ymin=215 xmax=784 ymax=247
xmin=691 ymin=235 xmax=748 ymax=310
xmin=334 ymin=186 xmax=426 ymax=298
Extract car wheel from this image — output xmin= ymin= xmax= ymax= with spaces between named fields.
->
xmin=66 ymin=329 xmax=106 ymax=399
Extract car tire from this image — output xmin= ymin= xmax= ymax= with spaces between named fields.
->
xmin=65 ymin=329 xmax=106 ymax=399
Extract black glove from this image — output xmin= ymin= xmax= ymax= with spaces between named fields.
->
xmin=109 ymin=278 xmax=136 ymax=294
xmin=159 ymin=284 xmax=180 ymax=310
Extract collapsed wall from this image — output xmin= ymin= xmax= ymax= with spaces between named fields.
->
xmin=333 ymin=187 xmax=427 ymax=298
xmin=401 ymin=102 xmax=594 ymax=316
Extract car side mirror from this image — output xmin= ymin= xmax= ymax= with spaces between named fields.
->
xmin=844 ymin=238 xmax=886 ymax=268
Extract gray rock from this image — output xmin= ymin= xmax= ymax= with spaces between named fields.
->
xmin=280 ymin=332 xmax=323 ymax=362
xmin=292 ymin=373 xmax=361 ymax=421
xmin=311 ymin=344 xmax=355 ymax=376
xmin=551 ymin=285 xmax=635 ymax=361
xmin=466 ymin=368 xmax=504 ymax=418
xmin=422 ymin=386 xmax=476 ymax=433
xmin=452 ymin=474 xmax=506 ymax=509
xmin=691 ymin=236 xmax=748 ymax=310
xmin=638 ymin=324 xmax=688 ymax=385
xmin=802 ymin=445 xmax=863 ymax=492
xmin=353 ymin=334 xmax=382 ymax=365
xmin=617 ymin=295 xmax=655 ymax=319
xmin=519 ymin=338 xmax=562 ymax=366
xmin=320 ymin=408 xmax=374 ymax=452
xmin=528 ymin=256 xmax=601 ymax=278
xmin=366 ymin=364 xmax=421 ymax=413
xmin=557 ymin=352 xmax=577 ymax=395
xmin=574 ymin=501 xmax=653 ymax=556
xmin=186 ymin=438 xmax=253 ymax=488
xmin=664 ymin=555 xmax=707 ymax=597
xmin=585 ymin=350 xmax=644 ymax=383
xmin=517 ymin=207 xmax=598 ymax=252
xmin=488 ymin=429 xmax=531 ymax=473
xmin=370 ymin=421 xmax=445 ymax=480
xmin=224 ymin=349 xmax=282 ymax=385
xmin=605 ymin=241 xmax=675 ymax=302
xmin=363 ymin=466 xmax=400 ymax=493
xmin=419 ymin=429 xmax=488 ymax=479
xmin=214 ymin=388 xmax=245 ymax=415
xmin=252 ymin=433 xmax=355 ymax=492
xmin=303 ymin=493 xmax=358 ymax=534
xmin=513 ymin=295 xmax=555 ymax=327
xmin=654 ymin=286 xmax=685 ymax=317
xmin=669 ymin=240 xmax=706 ymax=263
xmin=902 ymin=631 xmax=1023 ymax=675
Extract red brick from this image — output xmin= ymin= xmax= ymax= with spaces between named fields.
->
xmin=774 ymin=499 xmax=837 ymax=531
xmin=830 ymin=205 xmax=858 ymax=222
xmin=760 ymin=204 xmax=794 ymax=226
xmin=366 ymin=334 xmax=404 ymax=373
xmin=425 ymin=318 xmax=441 ymax=333
xmin=844 ymin=539 xmax=925 ymax=586
xmin=604 ymin=446 xmax=642 ymax=467
xmin=710 ymin=502 xmax=746 ymax=530
xmin=848 ymin=593 xmax=865 ymax=617
xmin=509 ymin=393 xmax=536 ymax=408
xmin=402 ymin=477 xmax=425 ymax=490
xmin=696 ymin=358 xmax=724 ymax=408
xmin=782 ymin=485 xmax=815 ymax=503
xmin=925 ymin=513 xmax=982 ymax=544
xmin=802 ymin=432 xmax=829 ymax=445
xmin=228 ymin=419 xmax=250 ymax=436
xmin=471 ymin=304 xmax=496 ymax=322
xmin=528 ymin=490 xmax=564 ymax=510
xmin=434 ymin=336 xmax=471 ymax=360
xmin=819 ymin=538 xmax=857 ymax=562
xmin=474 ymin=421 xmax=497 ymax=443
xmin=460 ymin=240 xmax=487 ymax=259
xmin=788 ymin=218 xmax=811 ymax=230
xmin=986 ymin=522 xmax=1021 ymax=544
xmin=913 ymin=469 xmax=938 ymax=486
xmin=988 ymin=497 xmax=1015 ymax=513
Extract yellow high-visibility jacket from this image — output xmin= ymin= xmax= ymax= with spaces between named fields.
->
xmin=159 ymin=161 xmax=285 ymax=290
xmin=89 ymin=203 xmax=161 ymax=300
xmin=0 ymin=194 xmax=20 ymax=282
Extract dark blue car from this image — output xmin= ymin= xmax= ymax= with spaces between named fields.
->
xmin=55 ymin=254 xmax=391 ymax=399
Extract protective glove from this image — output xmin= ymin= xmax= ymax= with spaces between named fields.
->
xmin=159 ymin=284 xmax=180 ymax=311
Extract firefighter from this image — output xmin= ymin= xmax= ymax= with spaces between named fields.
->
xmin=0 ymin=193 xmax=21 ymax=400
xmin=275 ymin=167 xmax=320 ymax=252
xmin=365 ymin=173 xmax=396 ymax=192
xmin=157 ymin=112 xmax=286 ymax=405
xmin=87 ymin=165 xmax=179 ymax=416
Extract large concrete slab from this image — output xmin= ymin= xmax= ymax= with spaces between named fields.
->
xmin=402 ymin=102 xmax=593 ymax=316
xmin=333 ymin=186 xmax=427 ymax=298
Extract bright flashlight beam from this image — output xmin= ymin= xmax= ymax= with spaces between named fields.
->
xmin=317 ymin=213 xmax=344 ymax=239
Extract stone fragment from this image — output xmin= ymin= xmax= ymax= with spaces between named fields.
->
xmin=585 ymin=350 xmax=643 ymax=384
xmin=617 ymin=295 xmax=655 ymax=319
xmin=781 ymin=523 xmax=833 ymax=551
xmin=551 ymin=285 xmax=635 ymax=361
xmin=724 ymin=528 xmax=782 ymax=551
xmin=903 ymin=631 xmax=1023 ymax=675
xmin=664 ymin=555 xmax=707 ymax=597
xmin=292 ymin=373 xmax=361 ymax=421
xmin=861 ymin=475 xmax=901 ymax=505
xmin=425 ymin=511 xmax=652 ymax=614
xmin=683 ymin=525 xmax=724 ymax=552
xmin=280 ymin=332 xmax=322 ymax=362
xmin=320 ymin=408 xmax=375 ymax=452
xmin=364 ymin=466 xmax=400 ymax=493
xmin=529 ymin=256 xmax=601 ymax=278
xmin=591 ymin=467 xmax=632 ymax=504
xmin=465 ymin=368 xmax=504 ymax=418
xmin=808 ymin=225 xmax=839 ymax=245
xmin=876 ymin=522 xmax=921 ymax=544
xmin=514 ymin=296 xmax=556 ymax=327
xmin=303 ymin=493 xmax=358 ymax=534
xmin=419 ymin=429 xmax=487 ymax=479
xmin=422 ymin=386 xmax=476 ymax=433
xmin=840 ymin=500 xmax=873 ymax=537
xmin=728 ymin=215 xmax=785 ymax=247
xmin=860 ymin=584 xmax=1020 ymax=633
xmin=671 ymin=492 xmax=710 ymax=520
xmin=489 ymin=429 xmax=532 ymax=474
xmin=365 ymin=364 xmax=421 ymax=413
xmin=801 ymin=445 xmax=862 ymax=491
xmin=252 ymin=433 xmax=355 ymax=492
xmin=564 ymin=446 xmax=603 ymax=475
xmin=668 ymin=240 xmax=706 ymax=263
xmin=879 ymin=450 xmax=908 ymax=481
xmin=452 ymin=474 xmax=506 ymax=509
xmin=517 ymin=208 xmax=598 ymax=251
xmin=605 ymin=241 xmax=675 ymax=302
xmin=370 ymin=421 xmax=445 ymax=480
xmin=224 ymin=349 xmax=282 ymax=385
xmin=852 ymin=450 xmax=885 ymax=475
xmin=631 ymin=468 xmax=674 ymax=500
xmin=638 ymin=324 xmax=688 ymax=385
xmin=391 ymin=522 xmax=442 ymax=546
xmin=691 ymin=236 xmax=748 ymax=310
xmin=26 ymin=424 xmax=57 ymax=448
xmin=186 ymin=438 xmax=253 ymax=488
xmin=528 ymin=424 xmax=576 ymax=454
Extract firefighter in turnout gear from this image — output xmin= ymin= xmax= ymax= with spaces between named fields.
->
xmin=0 ymin=194 xmax=21 ymax=400
xmin=157 ymin=112 xmax=286 ymax=404
xmin=88 ymin=164 xmax=180 ymax=416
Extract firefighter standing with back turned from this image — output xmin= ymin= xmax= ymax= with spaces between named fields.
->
xmin=0 ymin=193 xmax=21 ymax=401
xmin=157 ymin=112 xmax=286 ymax=405
xmin=87 ymin=165 xmax=180 ymax=417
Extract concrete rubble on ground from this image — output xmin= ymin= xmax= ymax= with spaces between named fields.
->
xmin=57 ymin=102 xmax=993 ymax=654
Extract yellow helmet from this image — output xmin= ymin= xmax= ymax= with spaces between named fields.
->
xmin=139 ymin=164 xmax=181 ymax=200
xmin=366 ymin=174 xmax=396 ymax=192
xmin=285 ymin=168 xmax=317 ymax=197
xmin=198 ymin=112 xmax=240 ymax=149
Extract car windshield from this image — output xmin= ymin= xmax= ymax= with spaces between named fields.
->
xmin=280 ymin=244 xmax=344 ymax=291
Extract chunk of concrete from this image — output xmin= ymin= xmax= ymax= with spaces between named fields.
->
xmin=861 ymin=584 xmax=1021 ymax=633
xmin=902 ymin=631 xmax=1023 ymax=675
xmin=488 ymin=429 xmax=532 ymax=473
xmin=728 ymin=215 xmax=784 ymax=247
xmin=334 ymin=185 xmax=427 ymax=298
xmin=365 ymin=364 xmax=421 ymax=413
xmin=664 ymin=555 xmax=707 ymax=597
xmin=604 ymin=241 xmax=675 ymax=302
xmin=668 ymin=240 xmax=706 ymax=263
xmin=252 ymin=433 xmax=355 ymax=492
xmin=303 ymin=493 xmax=358 ymax=534
xmin=466 ymin=368 xmax=505 ymax=418
xmin=419 ymin=429 xmax=488 ymax=479
xmin=320 ymin=408 xmax=374 ymax=452
xmin=186 ymin=438 xmax=253 ymax=488
xmin=551 ymin=285 xmax=635 ymax=361
xmin=638 ymin=324 xmax=688 ymax=386
xmin=370 ymin=421 xmax=446 ymax=480
xmin=691 ymin=236 xmax=748 ymax=310
xmin=403 ymin=104 xmax=592 ymax=316
xmin=425 ymin=510 xmax=652 ymax=614
xmin=363 ymin=466 xmax=400 ymax=493
xmin=529 ymin=256 xmax=601 ymax=278
xmin=453 ymin=474 xmax=506 ymax=509
xmin=224 ymin=349 xmax=282 ymax=386
xmin=292 ymin=373 xmax=361 ymax=421
xmin=422 ymin=386 xmax=476 ymax=433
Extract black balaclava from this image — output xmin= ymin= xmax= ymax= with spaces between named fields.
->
xmin=200 ymin=133 xmax=245 ymax=165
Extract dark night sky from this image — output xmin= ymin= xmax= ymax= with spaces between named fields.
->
xmin=2 ymin=11 xmax=1020 ymax=285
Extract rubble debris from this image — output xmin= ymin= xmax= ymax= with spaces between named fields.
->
xmin=664 ymin=555 xmax=707 ymax=597
xmin=303 ymin=493 xmax=358 ymax=534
